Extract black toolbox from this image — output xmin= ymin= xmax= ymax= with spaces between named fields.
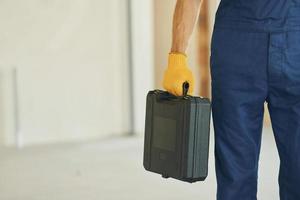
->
xmin=143 ymin=89 xmax=211 ymax=183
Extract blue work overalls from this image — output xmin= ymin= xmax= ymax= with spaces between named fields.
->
xmin=211 ymin=0 xmax=300 ymax=199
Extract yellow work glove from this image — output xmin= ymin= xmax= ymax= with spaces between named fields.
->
xmin=163 ymin=53 xmax=195 ymax=96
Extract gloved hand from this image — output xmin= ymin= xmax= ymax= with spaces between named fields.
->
xmin=163 ymin=53 xmax=195 ymax=96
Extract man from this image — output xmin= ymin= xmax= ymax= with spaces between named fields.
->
xmin=163 ymin=0 xmax=300 ymax=199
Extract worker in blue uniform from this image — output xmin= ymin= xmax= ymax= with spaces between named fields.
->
xmin=163 ymin=0 xmax=300 ymax=199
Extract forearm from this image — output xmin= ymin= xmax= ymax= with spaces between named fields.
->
xmin=171 ymin=0 xmax=202 ymax=53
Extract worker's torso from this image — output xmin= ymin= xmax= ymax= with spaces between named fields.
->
xmin=215 ymin=0 xmax=300 ymax=32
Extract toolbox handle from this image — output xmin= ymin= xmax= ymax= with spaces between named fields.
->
xmin=182 ymin=81 xmax=189 ymax=96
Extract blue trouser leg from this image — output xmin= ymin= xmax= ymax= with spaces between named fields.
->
xmin=210 ymin=28 xmax=269 ymax=200
xmin=267 ymin=31 xmax=300 ymax=200
xmin=211 ymin=28 xmax=300 ymax=199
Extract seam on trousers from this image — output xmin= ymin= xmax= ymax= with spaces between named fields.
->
xmin=266 ymin=32 xmax=271 ymax=103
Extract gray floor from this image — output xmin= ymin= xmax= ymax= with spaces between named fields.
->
xmin=0 ymin=127 xmax=280 ymax=200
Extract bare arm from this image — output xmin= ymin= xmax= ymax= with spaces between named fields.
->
xmin=171 ymin=0 xmax=202 ymax=53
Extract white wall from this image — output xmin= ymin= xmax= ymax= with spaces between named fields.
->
xmin=0 ymin=68 xmax=18 ymax=145
xmin=130 ymin=0 xmax=154 ymax=135
xmin=0 ymin=0 xmax=130 ymax=146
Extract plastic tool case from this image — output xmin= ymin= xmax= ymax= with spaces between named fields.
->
xmin=143 ymin=89 xmax=211 ymax=183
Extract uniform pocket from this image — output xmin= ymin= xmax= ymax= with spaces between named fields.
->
xmin=281 ymin=31 xmax=300 ymax=93
xmin=209 ymin=28 xmax=269 ymax=89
